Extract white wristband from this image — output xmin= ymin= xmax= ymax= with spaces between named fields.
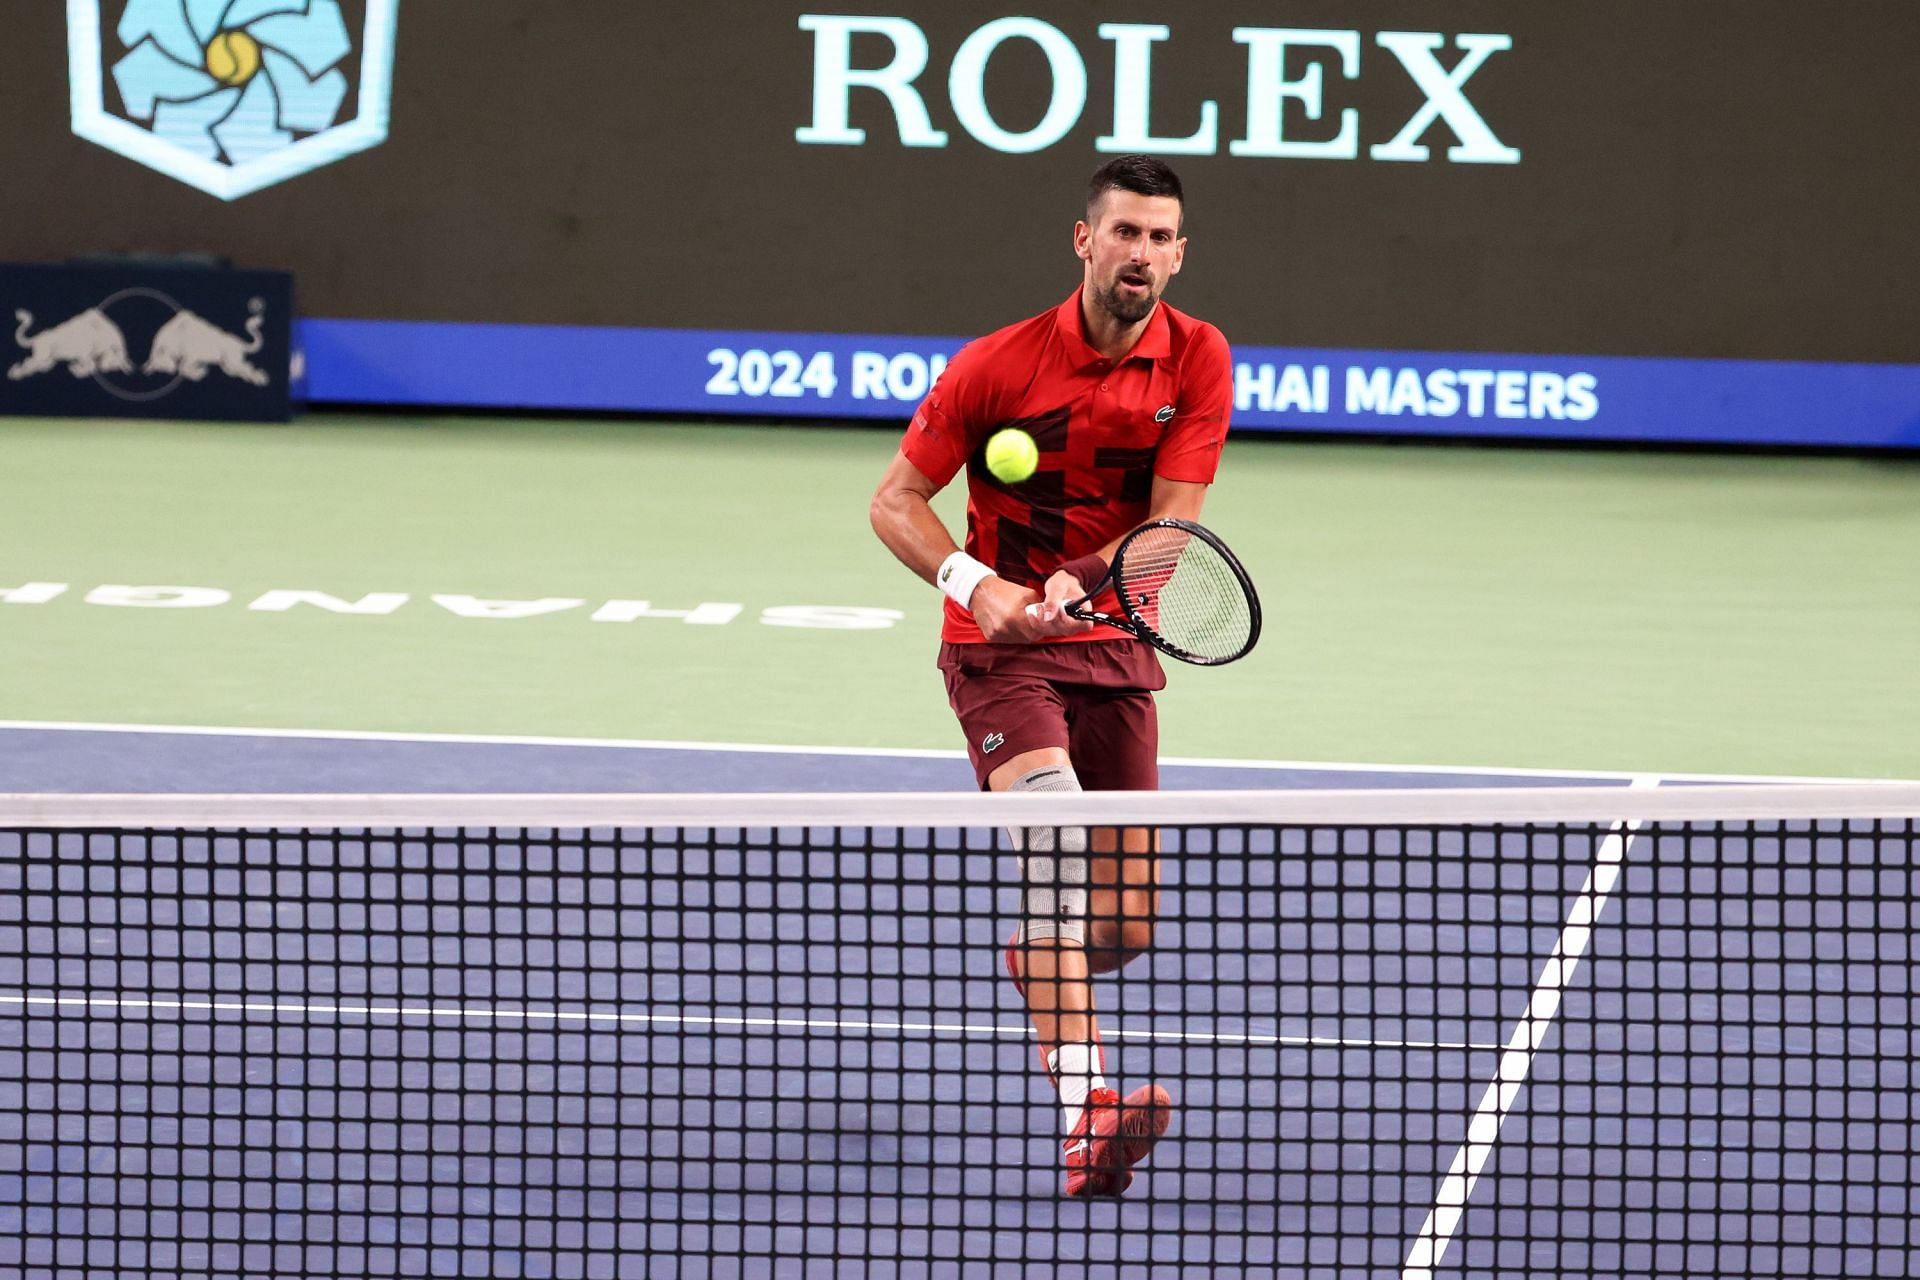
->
xmin=936 ymin=551 xmax=996 ymax=610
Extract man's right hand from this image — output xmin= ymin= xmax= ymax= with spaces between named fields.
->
xmin=971 ymin=576 xmax=1054 ymax=642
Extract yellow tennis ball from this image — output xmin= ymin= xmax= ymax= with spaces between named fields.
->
xmin=985 ymin=428 xmax=1038 ymax=483
xmin=206 ymin=31 xmax=262 ymax=87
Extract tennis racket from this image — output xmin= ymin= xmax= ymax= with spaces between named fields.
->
xmin=1029 ymin=518 xmax=1261 ymax=665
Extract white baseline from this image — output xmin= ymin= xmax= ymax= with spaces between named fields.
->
xmin=0 ymin=719 xmax=1903 ymax=784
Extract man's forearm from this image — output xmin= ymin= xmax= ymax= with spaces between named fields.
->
xmin=870 ymin=487 xmax=962 ymax=586
xmin=1087 ymin=477 xmax=1211 ymax=567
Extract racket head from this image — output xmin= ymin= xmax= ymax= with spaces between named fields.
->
xmin=1108 ymin=518 xmax=1261 ymax=665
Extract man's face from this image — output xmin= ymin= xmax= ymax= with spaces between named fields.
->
xmin=1076 ymin=190 xmax=1186 ymax=326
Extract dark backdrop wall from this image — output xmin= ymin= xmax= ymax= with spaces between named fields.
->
xmin=2 ymin=1 xmax=1916 ymax=363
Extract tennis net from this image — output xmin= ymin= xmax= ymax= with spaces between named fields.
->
xmin=3 ymin=784 xmax=1918 ymax=1279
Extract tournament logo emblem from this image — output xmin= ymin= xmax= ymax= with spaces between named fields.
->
xmin=68 ymin=0 xmax=398 ymax=200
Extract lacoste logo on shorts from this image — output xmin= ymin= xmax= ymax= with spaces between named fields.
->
xmin=982 ymin=732 xmax=1005 ymax=753
xmin=1155 ymin=404 xmax=1176 ymax=422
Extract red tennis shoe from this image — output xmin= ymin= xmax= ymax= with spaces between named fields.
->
xmin=1063 ymin=1084 xmax=1172 ymax=1197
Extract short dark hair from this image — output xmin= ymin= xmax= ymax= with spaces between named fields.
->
xmin=1086 ymin=155 xmax=1184 ymax=222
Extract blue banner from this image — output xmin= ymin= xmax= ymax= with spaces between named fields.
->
xmin=301 ymin=319 xmax=1920 ymax=449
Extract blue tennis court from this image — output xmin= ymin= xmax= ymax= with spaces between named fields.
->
xmin=3 ymin=737 xmax=1915 ymax=1277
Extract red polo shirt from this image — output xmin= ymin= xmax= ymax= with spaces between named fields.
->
xmin=902 ymin=288 xmax=1233 ymax=645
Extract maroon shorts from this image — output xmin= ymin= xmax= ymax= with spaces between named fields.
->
xmin=938 ymin=639 xmax=1166 ymax=790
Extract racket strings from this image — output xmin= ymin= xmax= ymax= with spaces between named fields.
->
xmin=1116 ymin=525 xmax=1254 ymax=662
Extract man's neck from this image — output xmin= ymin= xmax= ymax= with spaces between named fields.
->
xmin=1078 ymin=288 xmax=1153 ymax=363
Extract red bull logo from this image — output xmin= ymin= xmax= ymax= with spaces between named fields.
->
xmin=9 ymin=309 xmax=133 ymax=382
xmin=8 ymin=289 xmax=271 ymax=399
xmin=67 ymin=1 xmax=398 ymax=200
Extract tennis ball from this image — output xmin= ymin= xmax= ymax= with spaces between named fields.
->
xmin=206 ymin=31 xmax=262 ymax=87
xmin=985 ymin=428 xmax=1039 ymax=483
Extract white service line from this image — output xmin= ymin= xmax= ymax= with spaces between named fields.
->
xmin=0 ymin=992 xmax=1504 ymax=1052
xmin=1399 ymin=775 xmax=1659 ymax=1280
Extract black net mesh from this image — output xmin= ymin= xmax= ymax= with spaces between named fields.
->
xmin=1 ymin=813 xmax=1916 ymax=1278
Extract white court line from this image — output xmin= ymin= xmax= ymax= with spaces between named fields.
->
xmin=0 ymin=719 xmax=1904 ymax=784
xmin=0 ymin=992 xmax=1504 ymax=1052
xmin=1399 ymin=775 xmax=1659 ymax=1280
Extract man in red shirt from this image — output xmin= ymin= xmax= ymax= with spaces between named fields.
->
xmin=870 ymin=156 xmax=1233 ymax=1197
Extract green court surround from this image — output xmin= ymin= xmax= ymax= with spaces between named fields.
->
xmin=3 ymin=414 xmax=1916 ymax=779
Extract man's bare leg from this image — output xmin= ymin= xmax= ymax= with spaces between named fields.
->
xmin=1085 ymin=824 xmax=1159 ymax=975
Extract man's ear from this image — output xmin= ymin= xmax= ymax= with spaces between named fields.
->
xmin=1073 ymin=219 xmax=1093 ymax=262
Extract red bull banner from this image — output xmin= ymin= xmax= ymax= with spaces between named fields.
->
xmin=0 ymin=262 xmax=295 ymax=422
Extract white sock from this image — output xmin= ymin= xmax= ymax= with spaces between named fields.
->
xmin=1048 ymin=1042 xmax=1108 ymax=1136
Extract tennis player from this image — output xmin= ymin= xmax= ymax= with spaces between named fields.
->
xmin=869 ymin=156 xmax=1233 ymax=1197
